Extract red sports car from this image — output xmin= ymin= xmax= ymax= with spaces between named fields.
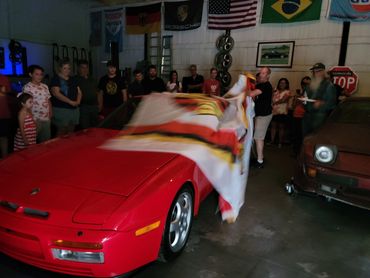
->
xmin=0 ymin=105 xmax=214 ymax=277
xmin=286 ymin=97 xmax=370 ymax=210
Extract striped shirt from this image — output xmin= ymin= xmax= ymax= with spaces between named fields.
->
xmin=14 ymin=113 xmax=37 ymax=151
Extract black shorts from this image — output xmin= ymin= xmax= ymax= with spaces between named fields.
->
xmin=0 ymin=119 xmax=11 ymax=137
xmin=272 ymin=114 xmax=288 ymax=123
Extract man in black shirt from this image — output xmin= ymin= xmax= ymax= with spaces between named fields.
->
xmin=98 ymin=61 xmax=127 ymax=116
xmin=128 ymin=69 xmax=150 ymax=105
xmin=75 ymin=60 xmax=99 ymax=129
xmin=182 ymin=64 xmax=204 ymax=93
xmin=142 ymin=65 xmax=166 ymax=93
xmin=253 ymin=67 xmax=273 ymax=168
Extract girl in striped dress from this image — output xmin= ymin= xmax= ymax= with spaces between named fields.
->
xmin=14 ymin=93 xmax=37 ymax=151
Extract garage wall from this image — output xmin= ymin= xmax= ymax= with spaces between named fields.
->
xmin=0 ymin=0 xmax=90 ymax=47
xmin=0 ymin=0 xmax=91 ymax=77
xmin=95 ymin=0 xmax=370 ymax=96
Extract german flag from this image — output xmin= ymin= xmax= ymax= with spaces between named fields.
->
xmin=126 ymin=3 xmax=161 ymax=34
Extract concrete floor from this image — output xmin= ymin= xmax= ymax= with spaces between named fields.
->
xmin=1 ymin=145 xmax=369 ymax=278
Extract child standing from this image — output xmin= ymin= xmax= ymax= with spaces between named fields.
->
xmin=22 ymin=65 xmax=52 ymax=142
xmin=14 ymin=94 xmax=36 ymax=151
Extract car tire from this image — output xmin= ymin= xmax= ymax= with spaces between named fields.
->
xmin=159 ymin=185 xmax=194 ymax=262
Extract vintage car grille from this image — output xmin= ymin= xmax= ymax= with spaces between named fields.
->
xmin=316 ymin=172 xmax=359 ymax=188
xmin=0 ymin=200 xmax=49 ymax=219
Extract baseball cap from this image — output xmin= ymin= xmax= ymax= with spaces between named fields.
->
xmin=309 ymin=62 xmax=326 ymax=71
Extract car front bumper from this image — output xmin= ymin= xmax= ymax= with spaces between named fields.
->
xmin=293 ymin=160 xmax=370 ymax=210
xmin=0 ymin=211 xmax=164 ymax=277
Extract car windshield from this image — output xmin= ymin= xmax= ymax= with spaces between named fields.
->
xmin=98 ymin=104 xmax=133 ymax=130
xmin=329 ymin=100 xmax=370 ymax=125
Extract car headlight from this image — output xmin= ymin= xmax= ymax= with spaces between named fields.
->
xmin=314 ymin=145 xmax=337 ymax=164
xmin=52 ymin=249 xmax=104 ymax=264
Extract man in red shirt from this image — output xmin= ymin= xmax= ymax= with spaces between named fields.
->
xmin=203 ymin=68 xmax=221 ymax=96
xmin=0 ymin=74 xmax=11 ymax=93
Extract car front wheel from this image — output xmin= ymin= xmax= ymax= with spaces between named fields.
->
xmin=160 ymin=185 xmax=194 ymax=262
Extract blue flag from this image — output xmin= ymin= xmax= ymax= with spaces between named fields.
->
xmin=329 ymin=0 xmax=370 ymax=22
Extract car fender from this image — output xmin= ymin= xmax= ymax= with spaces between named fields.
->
xmin=103 ymin=155 xmax=206 ymax=233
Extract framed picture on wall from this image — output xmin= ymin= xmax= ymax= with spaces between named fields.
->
xmin=256 ymin=41 xmax=295 ymax=68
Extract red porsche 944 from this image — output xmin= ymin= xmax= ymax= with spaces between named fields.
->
xmin=0 ymin=104 xmax=216 ymax=277
xmin=0 ymin=92 xmax=253 ymax=277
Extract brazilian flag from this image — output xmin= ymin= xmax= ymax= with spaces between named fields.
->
xmin=261 ymin=0 xmax=322 ymax=23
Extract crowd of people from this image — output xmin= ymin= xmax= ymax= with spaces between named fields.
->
xmin=0 ymin=61 xmax=222 ymax=158
xmin=0 ymin=59 xmax=344 ymax=163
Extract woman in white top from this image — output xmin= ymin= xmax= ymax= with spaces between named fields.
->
xmin=166 ymin=70 xmax=182 ymax=93
xmin=270 ymin=78 xmax=291 ymax=148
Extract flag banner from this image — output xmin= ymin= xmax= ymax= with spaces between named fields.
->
xmin=261 ymin=0 xmax=322 ymax=23
xmin=104 ymin=8 xmax=123 ymax=53
xmin=329 ymin=0 xmax=370 ymax=22
xmin=208 ymin=0 xmax=257 ymax=30
xmin=126 ymin=3 xmax=161 ymax=34
xmin=102 ymin=90 xmax=255 ymax=222
xmin=164 ymin=0 xmax=204 ymax=31
xmin=90 ymin=11 xmax=102 ymax=47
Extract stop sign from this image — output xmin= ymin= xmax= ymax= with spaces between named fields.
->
xmin=329 ymin=66 xmax=359 ymax=95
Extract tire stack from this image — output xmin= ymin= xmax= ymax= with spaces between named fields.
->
xmin=214 ymin=30 xmax=234 ymax=94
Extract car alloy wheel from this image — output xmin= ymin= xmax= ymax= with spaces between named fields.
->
xmin=160 ymin=185 xmax=193 ymax=261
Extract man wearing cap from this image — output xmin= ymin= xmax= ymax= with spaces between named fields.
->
xmin=98 ymin=61 xmax=127 ymax=117
xmin=302 ymin=63 xmax=336 ymax=136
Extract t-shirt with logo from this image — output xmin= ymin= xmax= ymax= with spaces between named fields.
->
xmin=203 ymin=79 xmax=221 ymax=96
xmin=98 ymin=75 xmax=126 ymax=108
xmin=22 ymin=82 xmax=51 ymax=121
xmin=50 ymin=75 xmax=79 ymax=109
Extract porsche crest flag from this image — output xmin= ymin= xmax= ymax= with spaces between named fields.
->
xmin=164 ymin=0 xmax=204 ymax=31
xmin=329 ymin=0 xmax=370 ymax=22
xmin=126 ymin=3 xmax=161 ymax=34
xmin=104 ymin=9 xmax=123 ymax=52
xmin=261 ymin=0 xmax=322 ymax=23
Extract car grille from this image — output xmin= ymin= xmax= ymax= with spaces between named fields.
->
xmin=316 ymin=172 xmax=358 ymax=187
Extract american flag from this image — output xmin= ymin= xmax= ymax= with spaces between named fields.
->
xmin=208 ymin=0 xmax=258 ymax=30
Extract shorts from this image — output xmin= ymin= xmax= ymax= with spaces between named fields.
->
xmin=254 ymin=114 xmax=272 ymax=140
xmin=36 ymin=120 xmax=51 ymax=143
xmin=272 ymin=114 xmax=288 ymax=123
xmin=0 ymin=119 xmax=11 ymax=137
xmin=52 ymin=107 xmax=79 ymax=128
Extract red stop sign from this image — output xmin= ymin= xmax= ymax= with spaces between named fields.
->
xmin=329 ymin=66 xmax=359 ymax=95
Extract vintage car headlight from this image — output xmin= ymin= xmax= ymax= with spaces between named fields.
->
xmin=314 ymin=145 xmax=337 ymax=164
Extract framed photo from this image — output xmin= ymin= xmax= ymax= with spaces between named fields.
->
xmin=256 ymin=41 xmax=295 ymax=68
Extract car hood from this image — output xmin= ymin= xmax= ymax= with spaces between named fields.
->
xmin=308 ymin=123 xmax=370 ymax=155
xmin=0 ymin=128 xmax=178 ymax=226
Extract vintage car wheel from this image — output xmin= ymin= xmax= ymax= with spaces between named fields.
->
xmin=160 ymin=185 xmax=194 ymax=262
xmin=216 ymin=34 xmax=234 ymax=52
xmin=215 ymin=52 xmax=233 ymax=69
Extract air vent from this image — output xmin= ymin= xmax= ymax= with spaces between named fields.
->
xmin=0 ymin=200 xmax=49 ymax=219
xmin=24 ymin=208 xmax=49 ymax=218
xmin=0 ymin=201 xmax=19 ymax=211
